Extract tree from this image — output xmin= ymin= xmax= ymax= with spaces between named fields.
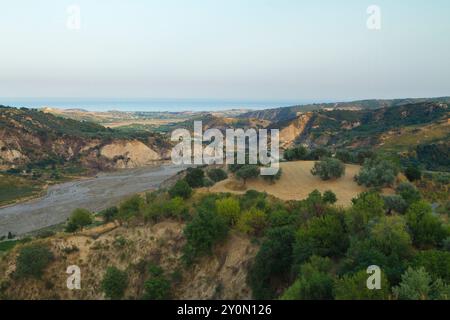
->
xmin=335 ymin=149 xmax=353 ymax=164
xmin=118 ymin=195 xmax=144 ymax=221
xmin=334 ymin=269 xmax=390 ymax=300
xmin=293 ymin=214 xmax=349 ymax=265
xmin=99 ymin=206 xmax=119 ymax=223
xmin=248 ymin=226 xmax=296 ymax=299
xmin=383 ymin=195 xmax=407 ymax=215
xmin=168 ymin=179 xmax=192 ymax=199
xmin=65 ymin=208 xmax=93 ymax=232
xmin=345 ymin=192 xmax=385 ymax=235
xmin=393 ymin=267 xmax=450 ymax=300
xmin=284 ymin=146 xmax=309 ymax=161
xmin=413 ymin=250 xmax=450 ymax=283
xmin=237 ymin=208 xmax=268 ymax=236
xmin=235 ymin=165 xmax=260 ymax=186
xmin=101 ymin=267 xmax=128 ymax=300
xmin=406 ymin=201 xmax=447 ymax=248
xmin=355 ymin=159 xmax=399 ymax=188
xmin=405 ymin=165 xmax=422 ymax=182
xmin=182 ymin=210 xmax=229 ymax=264
xmin=281 ymin=256 xmax=334 ymax=300
xmin=323 ymin=190 xmax=337 ymax=205
xmin=396 ymin=182 xmax=421 ymax=206
xmin=207 ymin=168 xmax=228 ymax=182
xmin=311 ymin=158 xmax=345 ymax=181
xmin=15 ymin=244 xmax=54 ymax=279
xmin=185 ymin=167 xmax=205 ymax=188
xmin=216 ymin=197 xmax=241 ymax=225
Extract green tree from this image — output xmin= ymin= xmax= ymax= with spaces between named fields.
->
xmin=143 ymin=264 xmax=171 ymax=300
xmin=406 ymin=201 xmax=447 ymax=248
xmin=207 ymin=168 xmax=228 ymax=182
xmin=248 ymin=226 xmax=296 ymax=299
xmin=182 ymin=210 xmax=229 ymax=264
xmin=235 ymin=165 xmax=260 ymax=186
xmin=413 ymin=250 xmax=450 ymax=283
xmin=15 ymin=244 xmax=54 ymax=279
xmin=311 ymin=158 xmax=345 ymax=181
xmin=99 ymin=206 xmax=119 ymax=223
xmin=405 ymin=165 xmax=422 ymax=182
xmin=118 ymin=195 xmax=144 ymax=221
xmin=383 ymin=195 xmax=407 ymax=215
xmin=236 ymin=207 xmax=268 ymax=236
xmin=185 ymin=167 xmax=205 ymax=188
xmin=168 ymin=179 xmax=193 ymax=199
xmin=355 ymin=159 xmax=399 ymax=188
xmin=101 ymin=267 xmax=128 ymax=300
xmin=335 ymin=149 xmax=353 ymax=163
xmin=396 ymin=182 xmax=421 ymax=206
xmin=284 ymin=146 xmax=308 ymax=161
xmin=65 ymin=208 xmax=93 ymax=232
xmin=281 ymin=256 xmax=334 ymax=300
xmin=334 ymin=269 xmax=390 ymax=300
xmin=323 ymin=190 xmax=337 ymax=204
xmin=393 ymin=267 xmax=450 ymax=300
xmin=345 ymin=192 xmax=385 ymax=235
xmin=216 ymin=197 xmax=241 ymax=225
xmin=293 ymin=214 xmax=349 ymax=265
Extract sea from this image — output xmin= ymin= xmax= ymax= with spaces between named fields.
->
xmin=0 ymin=98 xmax=320 ymax=113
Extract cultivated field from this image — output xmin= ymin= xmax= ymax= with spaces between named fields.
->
xmin=209 ymin=161 xmax=368 ymax=206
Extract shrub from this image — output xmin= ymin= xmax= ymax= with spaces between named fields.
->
xmin=248 ymin=226 xmax=296 ymax=299
xmin=101 ymin=267 xmax=128 ymax=300
xmin=323 ymin=190 xmax=337 ymax=204
xmin=383 ymin=195 xmax=408 ymax=215
xmin=236 ymin=207 xmax=268 ymax=236
xmin=413 ymin=250 xmax=450 ymax=282
xmin=143 ymin=264 xmax=171 ymax=300
xmin=182 ymin=210 xmax=229 ymax=264
xmin=15 ymin=244 xmax=54 ymax=279
xmin=405 ymin=165 xmax=422 ymax=182
xmin=65 ymin=208 xmax=93 ymax=232
xmin=216 ymin=197 xmax=241 ymax=225
xmin=281 ymin=256 xmax=334 ymax=300
xmin=335 ymin=149 xmax=353 ymax=163
xmin=396 ymin=182 xmax=421 ymax=206
xmin=311 ymin=158 xmax=345 ymax=181
xmin=235 ymin=165 xmax=260 ymax=186
xmin=355 ymin=159 xmax=399 ymax=188
xmin=334 ymin=269 xmax=390 ymax=300
xmin=185 ymin=168 xmax=204 ymax=188
xmin=345 ymin=192 xmax=385 ymax=235
xmin=99 ymin=207 xmax=119 ymax=223
xmin=293 ymin=214 xmax=348 ymax=265
xmin=169 ymin=180 xmax=192 ymax=199
xmin=406 ymin=201 xmax=447 ymax=248
xmin=284 ymin=146 xmax=309 ymax=161
xmin=118 ymin=195 xmax=144 ymax=221
xmin=207 ymin=168 xmax=228 ymax=182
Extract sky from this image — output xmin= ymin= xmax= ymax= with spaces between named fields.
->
xmin=0 ymin=0 xmax=449 ymax=104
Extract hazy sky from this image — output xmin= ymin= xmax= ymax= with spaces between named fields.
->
xmin=1 ymin=0 xmax=449 ymax=101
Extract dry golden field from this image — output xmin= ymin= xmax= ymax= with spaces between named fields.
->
xmin=209 ymin=161 xmax=369 ymax=206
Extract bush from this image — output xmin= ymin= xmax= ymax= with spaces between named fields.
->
xmin=334 ymin=269 xmax=390 ymax=300
xmin=281 ymin=256 xmax=334 ymax=300
xmin=236 ymin=207 xmax=268 ymax=236
xmin=65 ymin=208 xmax=93 ymax=232
xmin=15 ymin=244 xmax=54 ymax=279
xmin=413 ymin=250 xmax=450 ymax=282
xmin=293 ymin=214 xmax=348 ymax=265
xmin=323 ymin=190 xmax=337 ymax=204
xmin=207 ymin=168 xmax=228 ymax=182
xmin=355 ymin=159 xmax=399 ymax=188
xmin=396 ymin=182 xmax=421 ymax=206
xmin=405 ymin=165 xmax=422 ymax=182
xmin=99 ymin=207 xmax=119 ymax=223
xmin=101 ymin=267 xmax=128 ymax=300
xmin=383 ymin=195 xmax=408 ymax=215
xmin=345 ymin=192 xmax=385 ymax=235
xmin=182 ymin=210 xmax=229 ymax=264
xmin=216 ymin=197 xmax=241 ymax=225
xmin=143 ymin=264 xmax=171 ymax=300
xmin=169 ymin=180 xmax=192 ymax=199
xmin=248 ymin=226 xmax=296 ymax=299
xmin=335 ymin=149 xmax=353 ymax=163
xmin=118 ymin=195 xmax=144 ymax=221
xmin=235 ymin=165 xmax=260 ymax=186
xmin=311 ymin=158 xmax=345 ymax=181
xmin=406 ymin=201 xmax=447 ymax=248
xmin=185 ymin=168 xmax=205 ymax=188
xmin=284 ymin=146 xmax=309 ymax=161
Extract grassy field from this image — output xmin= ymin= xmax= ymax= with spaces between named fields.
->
xmin=0 ymin=174 xmax=44 ymax=207
xmin=209 ymin=161 xmax=373 ymax=206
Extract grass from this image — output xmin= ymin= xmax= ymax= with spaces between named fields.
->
xmin=0 ymin=174 xmax=44 ymax=206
